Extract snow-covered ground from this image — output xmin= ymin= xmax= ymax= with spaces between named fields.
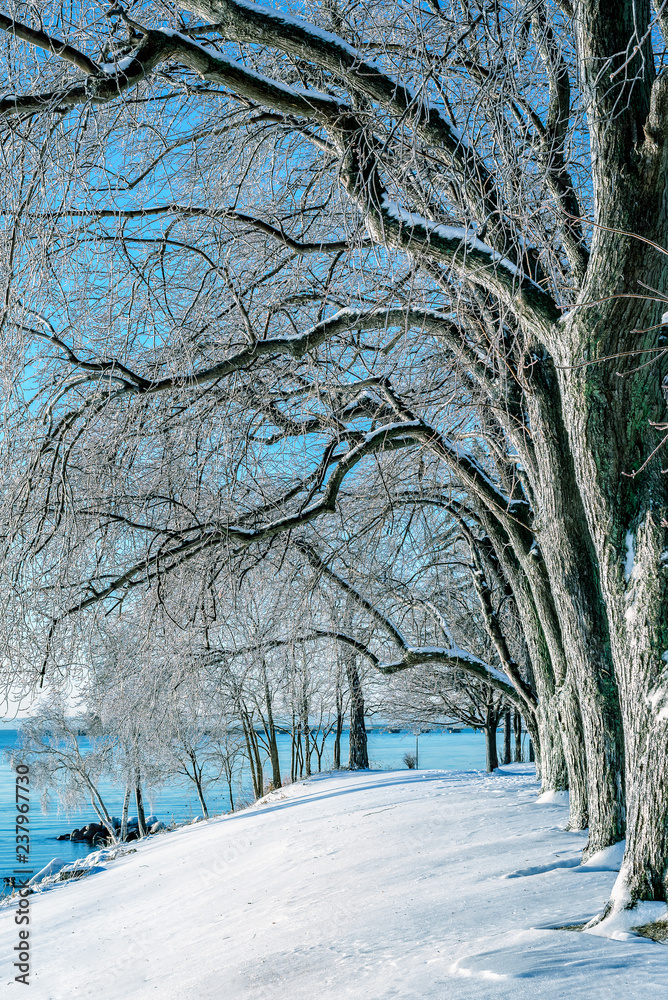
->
xmin=1 ymin=764 xmax=666 ymax=998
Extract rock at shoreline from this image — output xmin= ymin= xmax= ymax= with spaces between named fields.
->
xmin=59 ymin=816 xmax=163 ymax=843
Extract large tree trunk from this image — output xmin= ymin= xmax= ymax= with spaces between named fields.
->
xmin=529 ymin=381 xmax=626 ymax=855
xmin=557 ymin=678 xmax=589 ymax=832
xmin=556 ymin=95 xmax=668 ymax=902
xmin=484 ymin=689 xmax=500 ymax=772
xmin=484 ymin=714 xmax=499 ymax=772
xmin=541 ymin=0 xmax=668 ymax=911
xmin=478 ymin=397 xmax=625 ymax=848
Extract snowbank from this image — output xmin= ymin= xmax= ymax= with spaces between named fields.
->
xmin=1 ymin=765 xmax=666 ymax=998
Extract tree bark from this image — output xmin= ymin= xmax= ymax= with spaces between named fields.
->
xmin=120 ymin=784 xmax=131 ymax=841
xmin=485 ymin=718 xmax=499 ymax=772
xmin=262 ymin=671 xmax=282 ymax=789
xmin=558 ymin=677 xmax=589 ymax=832
xmin=513 ymin=711 xmax=522 ymax=762
xmin=135 ymin=777 xmax=146 ymax=838
xmin=346 ymin=653 xmax=369 ymax=769
xmin=502 ymin=708 xmax=511 ymax=765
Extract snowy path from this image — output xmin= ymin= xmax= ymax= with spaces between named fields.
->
xmin=1 ymin=764 xmax=666 ymax=998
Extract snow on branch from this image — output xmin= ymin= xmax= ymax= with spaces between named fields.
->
xmin=179 ymin=0 xmax=519 ymax=247
xmin=293 ymin=538 xmax=523 ymax=705
xmin=27 ymin=306 xmax=479 ymax=399
xmin=0 ymin=24 xmax=348 ymax=121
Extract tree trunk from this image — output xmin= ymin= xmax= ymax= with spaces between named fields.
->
xmin=346 ymin=653 xmax=368 ymax=769
xmin=88 ymin=791 xmax=117 ymax=841
xmin=513 ymin=711 xmax=522 ymax=762
xmin=292 ymin=719 xmax=303 ymax=780
xmin=485 ymin=717 xmax=499 ymax=772
xmin=243 ymin=720 xmax=259 ymax=796
xmin=479 ymin=479 xmax=623 ymax=846
xmin=523 ymin=361 xmax=626 ymax=855
xmin=532 ymin=697 xmax=567 ymax=790
xmin=290 ymin=712 xmax=297 ymax=781
xmin=135 ymin=777 xmax=146 ymax=838
xmin=334 ymin=676 xmax=344 ymax=769
xmin=120 ymin=784 xmax=131 ymax=841
xmin=192 ymin=757 xmax=209 ymax=819
xmin=251 ymin=728 xmax=264 ymax=796
xmin=263 ymin=667 xmax=282 ymax=789
xmin=558 ymin=676 xmax=589 ymax=832
xmin=302 ymin=689 xmax=312 ymax=778
xmin=334 ymin=714 xmax=343 ymax=769
xmin=502 ymin=708 xmax=511 ymax=765
xmin=82 ymin=775 xmax=117 ymax=841
xmin=240 ymin=708 xmax=263 ymax=798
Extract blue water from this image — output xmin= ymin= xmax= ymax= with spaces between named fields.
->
xmin=0 ymin=726 xmax=504 ymax=890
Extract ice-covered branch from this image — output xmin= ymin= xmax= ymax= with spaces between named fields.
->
xmin=0 ymin=13 xmax=100 ymax=76
xmin=25 ymin=204 xmax=355 ymax=256
xmin=293 ymin=538 xmax=525 ymax=708
xmin=0 ymin=12 xmax=559 ymax=330
xmin=57 ymin=422 xmax=420 ymax=615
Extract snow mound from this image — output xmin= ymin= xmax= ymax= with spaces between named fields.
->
xmin=452 ymin=926 xmax=655 ymax=979
xmin=505 ymin=857 xmax=581 ymax=877
xmin=581 ymin=840 xmax=626 ymax=871
xmin=584 ymin=900 xmax=668 ymax=942
xmin=535 ymin=788 xmax=570 ymax=804
xmin=28 ymin=856 xmax=107 ymax=890
xmin=28 ymin=858 xmax=69 ymax=885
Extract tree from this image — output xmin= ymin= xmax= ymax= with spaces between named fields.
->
xmin=9 ymin=697 xmax=118 ymax=841
xmin=205 ymin=727 xmax=246 ymax=813
xmin=88 ymin=631 xmax=168 ymax=838
xmin=386 ymin=666 xmax=508 ymax=772
xmin=3 ymin=0 xmax=668 ymax=921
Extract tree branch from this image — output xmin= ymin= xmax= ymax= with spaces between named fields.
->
xmin=0 ymin=13 xmax=100 ymax=76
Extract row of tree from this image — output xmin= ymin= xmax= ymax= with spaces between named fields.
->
xmin=0 ymin=0 xmax=667 ymax=922
xmin=12 ymin=624 xmax=525 ymax=840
